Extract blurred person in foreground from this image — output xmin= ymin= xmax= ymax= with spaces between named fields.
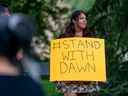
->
xmin=0 ymin=14 xmax=45 ymax=96
xmin=0 ymin=3 xmax=42 ymax=83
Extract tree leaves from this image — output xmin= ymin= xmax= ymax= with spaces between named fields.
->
xmin=64 ymin=0 xmax=96 ymax=12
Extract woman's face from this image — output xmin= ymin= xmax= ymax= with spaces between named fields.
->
xmin=76 ymin=13 xmax=87 ymax=30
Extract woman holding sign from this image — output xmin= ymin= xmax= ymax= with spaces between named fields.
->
xmin=57 ymin=10 xmax=101 ymax=96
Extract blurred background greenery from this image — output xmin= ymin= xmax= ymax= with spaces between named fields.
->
xmin=1 ymin=0 xmax=128 ymax=95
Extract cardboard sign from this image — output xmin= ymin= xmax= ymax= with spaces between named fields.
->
xmin=50 ymin=37 xmax=106 ymax=82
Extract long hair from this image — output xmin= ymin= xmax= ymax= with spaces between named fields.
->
xmin=60 ymin=10 xmax=94 ymax=38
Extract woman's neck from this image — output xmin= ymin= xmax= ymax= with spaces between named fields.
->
xmin=75 ymin=26 xmax=83 ymax=37
xmin=75 ymin=31 xmax=83 ymax=37
xmin=0 ymin=57 xmax=19 ymax=76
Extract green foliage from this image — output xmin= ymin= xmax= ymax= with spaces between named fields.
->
xmin=64 ymin=0 xmax=95 ymax=12
xmin=89 ymin=0 xmax=128 ymax=95
xmin=42 ymin=79 xmax=63 ymax=96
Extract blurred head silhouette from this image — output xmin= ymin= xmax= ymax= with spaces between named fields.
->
xmin=0 ymin=14 xmax=42 ymax=82
xmin=0 ymin=14 xmax=34 ymax=61
xmin=0 ymin=3 xmax=11 ymax=16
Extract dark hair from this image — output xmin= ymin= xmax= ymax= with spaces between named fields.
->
xmin=61 ymin=10 xmax=93 ymax=38
xmin=0 ymin=15 xmax=34 ymax=61
xmin=0 ymin=3 xmax=11 ymax=15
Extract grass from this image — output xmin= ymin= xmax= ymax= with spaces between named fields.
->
xmin=41 ymin=78 xmax=63 ymax=96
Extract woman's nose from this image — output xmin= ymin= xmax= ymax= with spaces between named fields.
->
xmin=83 ymin=19 xmax=87 ymax=23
